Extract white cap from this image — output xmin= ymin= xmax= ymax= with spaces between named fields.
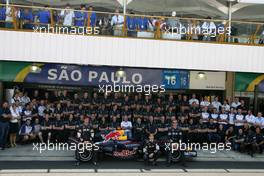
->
xmin=172 ymin=11 xmax=177 ymax=17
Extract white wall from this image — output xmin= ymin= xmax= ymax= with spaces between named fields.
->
xmin=0 ymin=30 xmax=264 ymax=73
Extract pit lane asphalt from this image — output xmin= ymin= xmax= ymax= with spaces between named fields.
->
xmin=0 ymin=158 xmax=264 ymax=170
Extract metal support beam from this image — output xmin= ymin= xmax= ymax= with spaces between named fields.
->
xmin=228 ymin=1 xmax=232 ymax=42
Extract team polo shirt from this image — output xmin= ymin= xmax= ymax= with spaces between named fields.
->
xmin=0 ymin=7 xmax=6 ymax=21
xmin=200 ymin=101 xmax=210 ymax=107
xmin=189 ymin=98 xmax=199 ymax=105
xmin=37 ymin=10 xmax=50 ymax=24
xmin=245 ymin=114 xmax=255 ymax=124
xmin=21 ymin=11 xmax=33 ymax=22
xmin=211 ymin=101 xmax=222 ymax=112
xmin=121 ymin=121 xmax=132 ymax=129
xmin=137 ymin=17 xmax=148 ymax=31
xmin=74 ymin=11 xmax=87 ymax=27
xmin=201 ymin=112 xmax=210 ymax=122
xmin=210 ymin=113 xmax=219 ymax=123
xmin=219 ymin=113 xmax=229 ymax=125
xmin=228 ymin=113 xmax=235 ymax=125
xmin=235 ymin=114 xmax=245 ymax=126
xmin=254 ymin=117 xmax=264 ymax=129
xmin=231 ymin=102 xmax=241 ymax=109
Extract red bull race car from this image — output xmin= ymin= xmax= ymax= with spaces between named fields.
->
xmin=72 ymin=130 xmax=197 ymax=164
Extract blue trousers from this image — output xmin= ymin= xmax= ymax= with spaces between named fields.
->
xmin=0 ymin=121 xmax=10 ymax=148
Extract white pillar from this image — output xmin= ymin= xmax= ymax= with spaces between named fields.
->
xmin=228 ymin=1 xmax=232 ymax=42
xmin=6 ymin=0 xmax=9 ymax=6
xmin=123 ymin=0 xmax=127 ymax=16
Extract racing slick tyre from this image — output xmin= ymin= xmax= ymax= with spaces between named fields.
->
xmin=171 ymin=150 xmax=184 ymax=163
xmin=76 ymin=149 xmax=93 ymax=162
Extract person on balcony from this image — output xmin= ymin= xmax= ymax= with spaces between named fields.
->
xmin=259 ymin=28 xmax=264 ymax=44
xmin=0 ymin=5 xmax=6 ymax=28
xmin=87 ymin=6 xmax=97 ymax=28
xmin=35 ymin=5 xmax=50 ymax=29
xmin=5 ymin=5 xmax=20 ymax=28
xmin=201 ymin=16 xmax=216 ymax=41
xmin=111 ymin=8 xmax=124 ymax=36
xmin=60 ymin=3 xmax=75 ymax=30
xmin=20 ymin=8 xmax=34 ymax=29
xmin=126 ymin=11 xmax=137 ymax=37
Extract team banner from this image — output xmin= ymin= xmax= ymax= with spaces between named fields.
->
xmin=235 ymin=72 xmax=264 ymax=92
xmin=0 ymin=61 xmax=189 ymax=90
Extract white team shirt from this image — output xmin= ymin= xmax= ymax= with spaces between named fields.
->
xmin=60 ymin=9 xmax=75 ymax=26
xmin=121 ymin=121 xmax=132 ymax=129
xmin=211 ymin=101 xmax=222 ymax=112
xmin=245 ymin=114 xmax=255 ymax=124
xmin=219 ymin=113 xmax=228 ymax=125
xmin=189 ymin=98 xmax=199 ymax=105
xmin=235 ymin=114 xmax=245 ymax=126
xmin=200 ymin=101 xmax=210 ymax=107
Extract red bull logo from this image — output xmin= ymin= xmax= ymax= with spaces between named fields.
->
xmin=102 ymin=131 xmax=121 ymax=142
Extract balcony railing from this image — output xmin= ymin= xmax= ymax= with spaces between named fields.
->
xmin=0 ymin=3 xmax=264 ymax=46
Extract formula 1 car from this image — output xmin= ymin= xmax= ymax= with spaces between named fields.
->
xmin=71 ymin=130 xmax=197 ymax=163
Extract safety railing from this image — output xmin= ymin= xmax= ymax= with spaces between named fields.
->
xmin=0 ymin=3 xmax=263 ymax=46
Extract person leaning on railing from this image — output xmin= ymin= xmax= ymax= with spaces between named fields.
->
xmin=126 ymin=11 xmax=137 ymax=37
xmin=0 ymin=5 xmax=6 ymax=28
xmin=259 ymin=28 xmax=264 ymax=44
xmin=20 ymin=7 xmax=34 ymax=30
xmin=35 ymin=5 xmax=51 ymax=30
xmin=111 ymin=8 xmax=124 ymax=36
xmin=5 ymin=5 xmax=20 ymax=29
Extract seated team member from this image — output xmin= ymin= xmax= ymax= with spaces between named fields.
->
xmin=178 ymin=116 xmax=189 ymax=142
xmin=165 ymin=95 xmax=175 ymax=111
xmin=221 ymin=100 xmax=231 ymax=112
xmin=19 ymin=119 xmax=36 ymax=143
xmin=92 ymin=92 xmax=100 ymax=109
xmin=210 ymin=108 xmax=219 ymax=124
xmin=243 ymin=122 xmax=250 ymax=136
xmin=255 ymin=127 xmax=264 ymax=154
xmin=200 ymin=96 xmax=211 ymax=110
xmin=153 ymin=107 xmax=164 ymax=123
xmin=188 ymin=118 xmax=198 ymax=143
xmin=228 ymin=108 xmax=236 ymax=128
xmin=111 ymin=93 xmax=122 ymax=108
xmin=165 ymin=106 xmax=176 ymax=123
xmin=197 ymin=118 xmax=208 ymax=143
xmin=133 ymin=104 xmax=143 ymax=121
xmin=72 ymin=93 xmax=81 ymax=108
xmin=74 ymin=104 xmax=85 ymax=119
xmin=189 ymin=94 xmax=199 ymax=106
xmin=98 ymin=117 xmax=109 ymax=136
xmin=33 ymin=118 xmax=43 ymax=142
xmin=225 ymin=126 xmax=236 ymax=145
xmin=76 ymin=116 xmax=97 ymax=166
xmin=143 ymin=134 xmax=160 ymax=166
xmin=122 ymin=95 xmax=132 ymax=109
xmin=189 ymin=102 xmax=200 ymax=123
xmin=52 ymin=113 xmax=65 ymax=142
xmin=218 ymin=109 xmax=229 ymax=131
xmin=254 ymin=112 xmax=264 ymax=132
xmin=65 ymin=114 xmax=78 ymax=139
xmin=153 ymin=98 xmax=164 ymax=111
xmin=54 ymin=103 xmax=63 ymax=116
xmin=180 ymin=95 xmax=190 ymax=113
xmin=38 ymin=100 xmax=46 ymax=121
xmin=142 ymin=105 xmax=153 ymax=122
xmin=22 ymin=103 xmax=33 ymax=122
xmin=43 ymin=104 xmax=53 ymax=116
xmin=245 ymin=110 xmax=255 ymax=127
xmin=109 ymin=104 xmax=120 ymax=121
xmin=234 ymin=109 xmax=245 ymax=133
xmin=121 ymin=105 xmax=132 ymax=120
xmin=211 ymin=96 xmax=222 ymax=112
xmin=97 ymin=104 xmax=108 ymax=121
xmin=131 ymin=94 xmax=141 ymax=110
xmin=108 ymin=116 xmax=120 ymax=131
xmin=166 ymin=120 xmax=183 ymax=166
xmin=121 ymin=116 xmax=133 ymax=139
xmin=145 ymin=116 xmax=158 ymax=139
xmin=101 ymin=94 xmax=111 ymax=109
xmin=63 ymin=101 xmax=74 ymax=118
xmin=201 ymin=106 xmax=210 ymax=124
xmin=40 ymin=114 xmax=52 ymax=143
xmin=241 ymin=129 xmax=257 ymax=157
xmin=157 ymin=116 xmax=169 ymax=140
xmin=217 ymin=124 xmax=226 ymax=143
xmin=207 ymin=118 xmax=220 ymax=143
xmin=233 ymin=128 xmax=245 ymax=152
xmin=81 ymin=92 xmax=90 ymax=108
xmin=133 ymin=118 xmax=145 ymax=141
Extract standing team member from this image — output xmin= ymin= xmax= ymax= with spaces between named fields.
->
xmin=166 ymin=120 xmax=184 ymax=167
xmin=0 ymin=102 xmax=11 ymax=150
xmin=9 ymin=101 xmax=21 ymax=147
xmin=75 ymin=117 xmax=97 ymax=166
xmin=40 ymin=114 xmax=52 ymax=143
xmin=52 ymin=114 xmax=65 ymax=142
xmin=234 ymin=109 xmax=245 ymax=133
